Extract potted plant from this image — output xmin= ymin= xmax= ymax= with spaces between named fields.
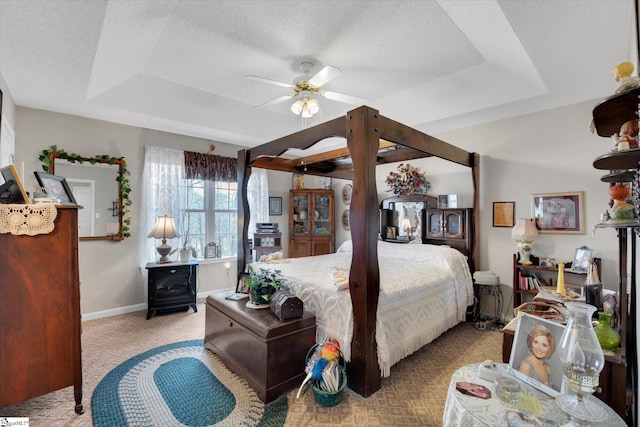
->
xmin=245 ymin=266 xmax=286 ymax=309
xmin=171 ymin=240 xmax=197 ymax=263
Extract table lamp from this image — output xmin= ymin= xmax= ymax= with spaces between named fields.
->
xmin=148 ymin=215 xmax=179 ymax=263
xmin=511 ymin=218 xmax=538 ymax=265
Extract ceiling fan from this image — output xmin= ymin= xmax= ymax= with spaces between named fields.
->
xmin=245 ymin=62 xmax=367 ymax=117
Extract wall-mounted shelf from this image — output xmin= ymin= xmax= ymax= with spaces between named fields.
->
xmin=592 ymin=87 xmax=640 ymax=136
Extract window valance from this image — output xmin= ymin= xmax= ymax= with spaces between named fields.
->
xmin=184 ymin=151 xmax=237 ymax=182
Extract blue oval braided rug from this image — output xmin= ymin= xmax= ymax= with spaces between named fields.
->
xmin=92 ymin=340 xmax=287 ymax=426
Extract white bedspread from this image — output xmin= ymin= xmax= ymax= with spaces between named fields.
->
xmin=251 ymin=240 xmax=474 ymax=376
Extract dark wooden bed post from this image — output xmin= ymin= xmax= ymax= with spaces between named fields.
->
xmin=237 ymin=149 xmax=251 ymax=279
xmin=346 ymin=106 xmax=382 ymax=397
xmin=471 ymin=152 xmax=480 ymax=271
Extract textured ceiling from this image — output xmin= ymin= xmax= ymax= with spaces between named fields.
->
xmin=0 ymin=0 xmax=635 ymax=150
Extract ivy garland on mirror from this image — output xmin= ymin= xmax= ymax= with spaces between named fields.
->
xmin=38 ymin=145 xmax=132 ymax=238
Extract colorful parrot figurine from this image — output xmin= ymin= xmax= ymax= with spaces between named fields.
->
xmin=296 ymin=340 xmax=341 ymax=398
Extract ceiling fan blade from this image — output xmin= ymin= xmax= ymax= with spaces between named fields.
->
xmin=255 ymin=94 xmax=294 ymax=108
xmin=244 ymin=75 xmax=292 ymax=88
xmin=322 ymin=90 xmax=368 ymax=106
xmin=308 ymin=65 xmax=341 ymax=87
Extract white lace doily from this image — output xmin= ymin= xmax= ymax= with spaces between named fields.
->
xmin=0 ymin=204 xmax=58 ymax=235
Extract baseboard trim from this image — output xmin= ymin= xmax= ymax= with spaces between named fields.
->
xmin=81 ymin=289 xmax=233 ymax=321
xmin=81 ymin=303 xmax=147 ymax=321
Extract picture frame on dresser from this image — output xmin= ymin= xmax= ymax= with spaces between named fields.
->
xmin=0 ymin=164 xmax=29 ymax=204
xmin=34 ymin=171 xmax=77 ymax=205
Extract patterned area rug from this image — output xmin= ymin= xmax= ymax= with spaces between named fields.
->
xmin=92 ymin=339 xmax=287 ymax=427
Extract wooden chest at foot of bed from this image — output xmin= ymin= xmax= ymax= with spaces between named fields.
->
xmin=204 ymin=292 xmax=316 ymax=403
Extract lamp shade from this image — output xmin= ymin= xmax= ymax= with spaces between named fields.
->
xmin=148 ymin=215 xmax=179 ymax=263
xmin=148 ymin=215 xmax=179 ymax=240
xmin=511 ymin=218 xmax=538 ymax=241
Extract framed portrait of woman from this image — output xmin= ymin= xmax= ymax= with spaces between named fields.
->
xmin=509 ymin=314 xmax=565 ymax=396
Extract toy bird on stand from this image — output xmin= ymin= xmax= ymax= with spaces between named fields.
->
xmin=296 ymin=340 xmax=342 ymax=398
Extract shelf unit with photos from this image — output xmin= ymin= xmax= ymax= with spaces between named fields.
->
xmin=590 ymin=85 xmax=638 ymax=424
xmin=512 ymin=254 xmax=602 ymax=308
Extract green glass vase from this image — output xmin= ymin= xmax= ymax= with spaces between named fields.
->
xmin=595 ymin=311 xmax=621 ymax=351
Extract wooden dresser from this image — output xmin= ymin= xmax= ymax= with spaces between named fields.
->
xmin=205 ymin=292 xmax=316 ymax=403
xmin=0 ymin=205 xmax=83 ymax=414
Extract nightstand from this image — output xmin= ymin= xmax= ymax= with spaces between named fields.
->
xmin=145 ymin=260 xmax=198 ymax=319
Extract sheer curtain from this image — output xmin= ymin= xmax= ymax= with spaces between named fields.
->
xmin=139 ymin=146 xmax=185 ymax=265
xmin=247 ymin=168 xmax=269 ymax=238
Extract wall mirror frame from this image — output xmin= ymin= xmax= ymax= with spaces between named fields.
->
xmin=39 ymin=146 xmax=131 ymax=241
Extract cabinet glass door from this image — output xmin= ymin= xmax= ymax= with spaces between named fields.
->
xmin=313 ymin=193 xmax=331 ymax=235
xmin=292 ymin=193 xmax=309 ymax=235
xmin=445 ymin=211 xmax=463 ymax=238
xmin=427 ymin=210 xmax=443 ymax=237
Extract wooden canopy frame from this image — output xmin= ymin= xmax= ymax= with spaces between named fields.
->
xmin=237 ymin=106 xmax=479 ymax=397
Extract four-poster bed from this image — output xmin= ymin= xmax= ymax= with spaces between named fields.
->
xmin=236 ymin=106 xmax=480 ymax=397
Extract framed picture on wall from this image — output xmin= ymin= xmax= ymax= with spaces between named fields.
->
xmin=493 ymin=201 xmax=515 ymax=227
xmin=531 ymin=191 xmax=584 ymax=234
xmin=268 ymin=197 xmax=282 ymax=215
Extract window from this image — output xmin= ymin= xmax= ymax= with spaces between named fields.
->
xmin=180 ymin=179 xmax=237 ymax=258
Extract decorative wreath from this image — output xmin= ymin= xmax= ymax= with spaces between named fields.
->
xmin=385 ymin=163 xmax=430 ymax=195
xmin=39 ymin=145 xmax=132 ymax=238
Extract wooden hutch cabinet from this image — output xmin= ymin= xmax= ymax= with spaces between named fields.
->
xmin=0 ymin=206 xmax=83 ymax=414
xmin=289 ymin=189 xmax=334 ymax=258
xmin=425 ymin=208 xmax=469 ymax=240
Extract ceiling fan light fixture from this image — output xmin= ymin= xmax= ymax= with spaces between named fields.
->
xmin=291 ymin=93 xmax=319 ymax=118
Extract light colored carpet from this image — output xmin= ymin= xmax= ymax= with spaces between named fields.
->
xmin=0 ymin=302 xmax=502 ymax=426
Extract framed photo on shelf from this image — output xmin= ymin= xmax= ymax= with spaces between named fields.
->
xmin=570 ymin=246 xmax=592 ymax=272
xmin=320 ymin=177 xmax=332 ymax=190
xmin=34 ymin=172 xmax=77 ymax=205
xmin=493 ymin=201 xmax=515 ymax=227
xmin=437 ymin=195 xmax=448 ymax=209
xmin=0 ymin=164 xmax=29 ymax=204
xmin=386 ymin=226 xmax=396 ymax=240
xmin=531 ymin=191 xmax=584 ymax=234
xmin=268 ymin=197 xmax=282 ymax=215
xmin=509 ymin=313 xmax=565 ymax=397
xmin=448 ymin=194 xmax=458 ymax=208
xmin=292 ymin=173 xmax=304 ymax=190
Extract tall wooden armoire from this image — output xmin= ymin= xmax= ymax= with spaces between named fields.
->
xmin=0 ymin=205 xmax=83 ymax=414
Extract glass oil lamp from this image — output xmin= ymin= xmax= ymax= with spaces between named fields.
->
xmin=556 ymin=302 xmax=606 ymax=425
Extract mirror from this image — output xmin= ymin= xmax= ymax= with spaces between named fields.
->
xmin=380 ymin=194 xmax=436 ymax=241
xmin=43 ymin=150 xmax=129 ymax=241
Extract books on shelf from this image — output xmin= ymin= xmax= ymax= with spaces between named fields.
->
xmin=518 ymin=273 xmax=546 ymax=291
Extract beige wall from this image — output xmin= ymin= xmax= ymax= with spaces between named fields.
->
xmin=14 ymin=107 xmax=244 ymax=318
xmin=7 ymin=98 xmax=626 ymax=322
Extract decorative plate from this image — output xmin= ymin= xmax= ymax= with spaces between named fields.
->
xmin=342 ymin=184 xmax=352 ymax=205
